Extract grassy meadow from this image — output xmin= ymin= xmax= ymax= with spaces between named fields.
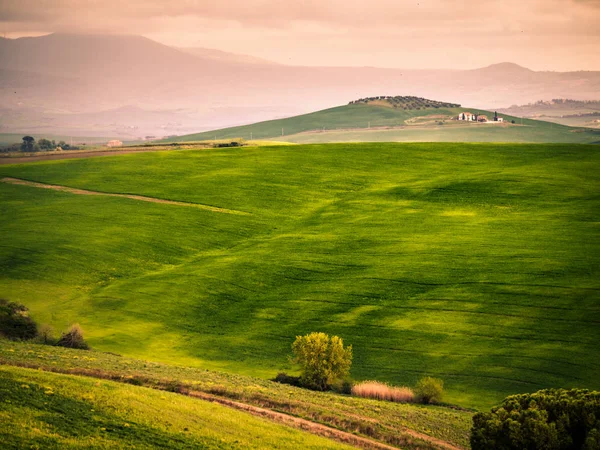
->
xmin=279 ymin=123 xmax=600 ymax=144
xmin=0 ymin=142 xmax=599 ymax=410
xmin=0 ymin=364 xmax=354 ymax=449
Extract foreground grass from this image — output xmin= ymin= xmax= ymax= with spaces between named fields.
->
xmin=0 ymin=364 xmax=354 ymax=450
xmin=0 ymin=340 xmax=473 ymax=449
xmin=0 ymin=142 xmax=598 ymax=410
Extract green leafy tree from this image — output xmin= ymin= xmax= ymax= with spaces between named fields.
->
xmin=292 ymin=332 xmax=352 ymax=391
xmin=38 ymin=138 xmax=56 ymax=151
xmin=21 ymin=136 xmax=35 ymax=152
xmin=415 ymin=376 xmax=444 ymax=404
xmin=471 ymin=388 xmax=600 ymax=450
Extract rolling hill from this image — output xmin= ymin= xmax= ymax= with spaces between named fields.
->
xmin=1 ymin=142 xmax=598 ymax=411
xmin=162 ymin=97 xmax=600 ymax=144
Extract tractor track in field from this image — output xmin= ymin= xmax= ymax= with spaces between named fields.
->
xmin=185 ymin=390 xmax=463 ymax=450
xmin=1 ymin=177 xmax=250 ymax=215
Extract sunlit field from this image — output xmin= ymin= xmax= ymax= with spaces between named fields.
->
xmin=1 ymin=142 xmax=598 ymax=409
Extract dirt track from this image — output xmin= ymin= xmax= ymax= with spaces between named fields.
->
xmin=1 ymin=177 xmax=250 ymax=215
xmin=188 ymin=390 xmax=463 ymax=450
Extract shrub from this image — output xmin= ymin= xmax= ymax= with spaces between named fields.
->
xmin=415 ymin=376 xmax=444 ymax=404
xmin=352 ymin=381 xmax=415 ymax=403
xmin=292 ymin=332 xmax=352 ymax=391
xmin=471 ymin=388 xmax=600 ymax=450
xmin=36 ymin=324 xmax=55 ymax=344
xmin=57 ymin=323 xmax=89 ymax=349
xmin=273 ymin=372 xmax=302 ymax=387
xmin=333 ymin=379 xmax=354 ymax=395
xmin=0 ymin=298 xmax=38 ymax=340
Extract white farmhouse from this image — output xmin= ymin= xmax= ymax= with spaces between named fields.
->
xmin=458 ymin=112 xmax=476 ymax=121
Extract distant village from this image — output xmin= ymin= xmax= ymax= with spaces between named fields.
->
xmin=457 ymin=111 xmax=503 ymax=123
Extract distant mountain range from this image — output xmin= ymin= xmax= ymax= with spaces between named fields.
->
xmin=1 ymin=33 xmax=599 ymax=137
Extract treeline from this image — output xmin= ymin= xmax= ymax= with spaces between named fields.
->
xmin=549 ymin=99 xmax=600 ymax=107
xmin=508 ymin=99 xmax=600 ymax=109
xmin=1 ymin=136 xmax=80 ymax=153
xmin=350 ymin=96 xmax=461 ymax=110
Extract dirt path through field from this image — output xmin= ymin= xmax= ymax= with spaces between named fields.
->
xmin=1 ymin=177 xmax=250 ymax=215
xmin=187 ymin=390 xmax=463 ymax=450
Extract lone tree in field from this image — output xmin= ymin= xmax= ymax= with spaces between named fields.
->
xmin=21 ymin=136 xmax=35 ymax=152
xmin=415 ymin=376 xmax=444 ymax=404
xmin=292 ymin=332 xmax=352 ymax=391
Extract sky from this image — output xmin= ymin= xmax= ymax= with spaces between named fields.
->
xmin=1 ymin=0 xmax=599 ymax=71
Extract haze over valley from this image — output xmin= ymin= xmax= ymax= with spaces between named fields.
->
xmin=2 ymin=33 xmax=600 ymax=138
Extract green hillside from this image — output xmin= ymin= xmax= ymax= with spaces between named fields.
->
xmin=161 ymin=100 xmax=600 ymax=144
xmin=0 ymin=143 xmax=599 ymax=411
xmin=0 ymin=340 xmax=474 ymax=449
xmin=0 ymin=364 xmax=354 ymax=449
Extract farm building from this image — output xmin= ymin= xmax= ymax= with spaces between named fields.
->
xmin=107 ymin=140 xmax=123 ymax=147
xmin=457 ymin=112 xmax=497 ymax=123
xmin=458 ymin=112 xmax=476 ymax=121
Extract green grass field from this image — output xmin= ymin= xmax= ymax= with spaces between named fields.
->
xmin=278 ymin=123 xmax=599 ymax=144
xmin=0 ymin=142 xmax=599 ymax=411
xmin=0 ymin=364 xmax=354 ymax=449
xmin=160 ymin=103 xmax=600 ymax=144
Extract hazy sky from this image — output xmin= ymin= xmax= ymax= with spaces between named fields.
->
xmin=1 ymin=0 xmax=599 ymax=70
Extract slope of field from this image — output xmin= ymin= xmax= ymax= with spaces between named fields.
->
xmin=162 ymin=102 xmax=599 ymax=144
xmin=279 ymin=123 xmax=600 ymax=144
xmin=0 ymin=340 xmax=473 ymax=449
xmin=0 ymin=364 xmax=354 ymax=449
xmin=0 ymin=143 xmax=599 ymax=410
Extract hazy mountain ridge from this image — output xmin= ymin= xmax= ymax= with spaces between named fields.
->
xmin=1 ymin=33 xmax=599 ymax=137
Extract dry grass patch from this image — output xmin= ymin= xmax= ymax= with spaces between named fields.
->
xmin=352 ymin=381 xmax=415 ymax=403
